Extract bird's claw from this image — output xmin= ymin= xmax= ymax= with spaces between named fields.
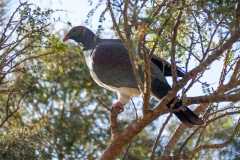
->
xmin=112 ymin=102 xmax=124 ymax=112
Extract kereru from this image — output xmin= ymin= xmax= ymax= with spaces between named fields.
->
xmin=63 ymin=26 xmax=204 ymax=128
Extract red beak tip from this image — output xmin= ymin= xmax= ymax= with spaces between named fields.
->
xmin=63 ymin=36 xmax=69 ymax=42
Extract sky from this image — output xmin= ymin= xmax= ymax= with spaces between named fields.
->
xmin=28 ymin=0 xmax=113 ymax=34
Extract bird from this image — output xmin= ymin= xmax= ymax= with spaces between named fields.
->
xmin=63 ymin=26 xmax=204 ymax=128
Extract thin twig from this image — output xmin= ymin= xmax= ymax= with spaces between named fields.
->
xmin=0 ymin=86 xmax=36 ymax=127
xmin=171 ymin=10 xmax=183 ymax=85
xmin=150 ymin=113 xmax=173 ymax=160
xmin=95 ymin=96 xmax=111 ymax=110
xmin=131 ymin=98 xmax=138 ymax=119
xmin=122 ymin=141 xmax=132 ymax=160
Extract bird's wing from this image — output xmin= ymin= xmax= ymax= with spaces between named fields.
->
xmin=151 ymin=54 xmax=185 ymax=77
xmin=90 ymin=42 xmax=171 ymax=91
xmin=90 ymin=42 xmax=142 ymax=88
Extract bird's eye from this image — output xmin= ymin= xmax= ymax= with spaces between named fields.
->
xmin=72 ymin=29 xmax=76 ymax=32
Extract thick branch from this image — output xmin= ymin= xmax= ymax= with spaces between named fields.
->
xmin=187 ymin=93 xmax=240 ymax=105
xmin=100 ymin=106 xmax=169 ymax=159
xmin=110 ymin=107 xmax=122 ymax=140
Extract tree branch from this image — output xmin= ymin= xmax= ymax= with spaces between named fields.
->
xmin=187 ymin=93 xmax=240 ymax=105
xmin=171 ymin=10 xmax=183 ymax=85
xmin=178 ymin=29 xmax=240 ymax=90
xmin=0 ymin=86 xmax=36 ymax=127
xmin=150 ymin=113 xmax=173 ymax=160
xmin=110 ymin=107 xmax=122 ymax=140
xmin=161 ymin=118 xmax=240 ymax=160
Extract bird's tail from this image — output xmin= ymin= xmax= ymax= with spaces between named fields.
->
xmin=166 ymin=99 xmax=204 ymax=128
xmin=151 ymin=79 xmax=204 ymax=127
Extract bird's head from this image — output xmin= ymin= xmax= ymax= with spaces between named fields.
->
xmin=63 ymin=26 xmax=96 ymax=48
xmin=63 ymin=26 xmax=88 ymax=43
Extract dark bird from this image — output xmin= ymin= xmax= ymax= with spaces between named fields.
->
xmin=63 ymin=26 xmax=204 ymax=128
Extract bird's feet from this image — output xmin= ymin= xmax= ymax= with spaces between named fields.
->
xmin=112 ymin=102 xmax=124 ymax=112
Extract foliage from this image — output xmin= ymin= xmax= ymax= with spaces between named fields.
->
xmin=0 ymin=1 xmax=69 ymax=159
xmin=0 ymin=0 xmax=239 ymax=160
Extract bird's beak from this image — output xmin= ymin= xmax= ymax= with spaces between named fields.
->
xmin=63 ymin=35 xmax=69 ymax=42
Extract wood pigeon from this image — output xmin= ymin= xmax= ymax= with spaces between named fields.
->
xmin=63 ymin=26 xmax=204 ymax=128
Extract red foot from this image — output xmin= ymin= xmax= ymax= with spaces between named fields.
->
xmin=112 ymin=102 xmax=124 ymax=112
